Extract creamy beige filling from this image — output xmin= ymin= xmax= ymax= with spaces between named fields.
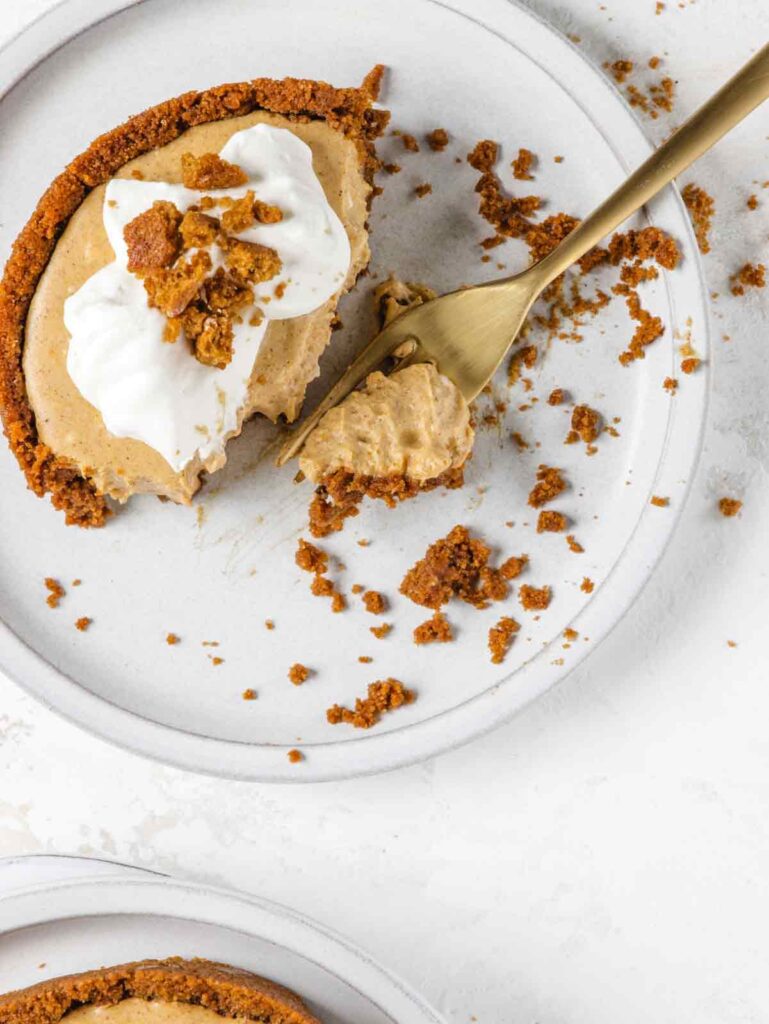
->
xmin=299 ymin=361 xmax=474 ymax=484
xmin=24 ymin=111 xmax=370 ymax=504
xmin=66 ymin=1000 xmax=242 ymax=1024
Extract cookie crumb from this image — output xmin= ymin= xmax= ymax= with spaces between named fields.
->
xmin=75 ymin=616 xmax=92 ymax=632
xmin=519 ymin=584 xmax=551 ymax=611
xmin=730 ymin=262 xmax=765 ymax=295
xmin=363 ymin=590 xmax=387 ymax=615
xmin=287 ymin=748 xmax=303 ymax=763
xmin=663 ymin=376 xmax=678 ymax=393
xmin=500 ymin=555 xmax=528 ymax=579
xmin=289 ymin=663 xmax=310 ymax=686
xmin=547 ymin=388 xmax=566 ymax=406
xmin=537 ymin=510 xmax=568 ymax=533
xmin=358 ymin=655 xmax=373 ymax=664
xmin=681 ymin=357 xmax=700 ymax=374
xmin=488 ymin=616 xmax=520 ymax=664
xmin=580 ymin=577 xmax=595 ymax=594
xmin=265 ymin=619 xmax=275 ymax=630
xmin=650 ymin=495 xmax=669 ymax=507
xmin=326 ymin=678 xmax=415 ymax=729
xmin=402 ymin=133 xmax=420 ymax=152
xmin=413 ymin=611 xmax=454 ymax=645
xmin=718 ymin=497 xmax=742 ymax=517
xmin=44 ymin=577 xmax=65 ymax=608
xmin=511 ymin=148 xmax=535 ymax=181
xmin=426 ymin=128 xmax=449 ymax=151
xmin=211 ymin=656 xmax=223 ymax=666
xmin=370 ymin=623 xmax=392 ymax=639
xmin=166 ymin=633 xmax=180 ymax=645
xmin=566 ymin=534 xmax=584 ymax=553
xmin=681 ymin=183 xmax=715 ymax=254
xmin=181 ymin=151 xmax=247 ymax=190
xmin=414 ymin=183 xmax=433 ymax=198
xmin=571 ymin=404 xmax=602 ymax=444
xmin=242 ymin=688 xmax=257 ymax=700
xmin=528 ymin=465 xmax=567 ymax=508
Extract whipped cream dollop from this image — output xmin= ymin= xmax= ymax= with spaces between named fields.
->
xmin=64 ymin=124 xmax=351 ymax=472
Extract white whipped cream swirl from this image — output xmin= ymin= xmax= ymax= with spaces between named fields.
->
xmin=64 ymin=124 xmax=351 ymax=472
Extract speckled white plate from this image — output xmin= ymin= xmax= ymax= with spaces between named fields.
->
xmin=0 ymin=855 xmax=443 ymax=1024
xmin=0 ymin=0 xmax=709 ymax=780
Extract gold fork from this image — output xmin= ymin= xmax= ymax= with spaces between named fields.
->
xmin=277 ymin=43 xmax=769 ymax=467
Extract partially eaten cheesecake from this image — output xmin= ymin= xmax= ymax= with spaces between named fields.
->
xmin=0 ymin=69 xmax=386 ymax=525
xmin=0 ymin=957 xmax=319 ymax=1024
xmin=299 ymin=278 xmax=475 ymax=537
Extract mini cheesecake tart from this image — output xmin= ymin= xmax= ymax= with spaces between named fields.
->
xmin=0 ymin=69 xmax=386 ymax=526
xmin=300 ymin=278 xmax=475 ymax=538
xmin=0 ymin=957 xmax=320 ymax=1024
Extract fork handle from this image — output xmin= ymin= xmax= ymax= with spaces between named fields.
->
xmin=531 ymin=42 xmax=769 ymax=287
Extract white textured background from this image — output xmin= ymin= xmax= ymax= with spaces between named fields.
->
xmin=2 ymin=2 xmax=769 ymax=1022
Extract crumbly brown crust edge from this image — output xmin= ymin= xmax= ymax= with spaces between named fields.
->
xmin=0 ymin=66 xmax=387 ymax=527
xmin=0 ymin=956 xmax=320 ymax=1024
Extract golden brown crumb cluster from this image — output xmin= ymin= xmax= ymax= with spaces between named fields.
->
xmin=44 ymin=577 xmax=65 ymax=608
xmin=427 ymin=128 xmax=449 ymax=152
xmin=528 ymin=465 xmax=567 ymax=508
xmin=414 ymin=183 xmax=433 ymax=198
xmin=0 ymin=67 xmax=387 ymax=527
xmin=327 ymin=678 xmax=415 ymax=729
xmin=181 ymin=152 xmax=248 ymax=190
xmin=123 ymin=167 xmax=283 ymax=370
xmin=650 ymin=495 xmax=669 ymax=507
xmin=287 ymin=748 xmax=303 ymax=763
xmin=488 ymin=616 xmax=520 ymax=663
xmin=413 ymin=611 xmax=454 ymax=645
xmin=731 ymin=262 xmax=766 ymax=295
xmin=569 ymin=404 xmax=602 ymax=444
xmin=75 ymin=616 xmax=92 ymax=631
xmin=288 ymin=663 xmax=310 ymax=685
xmin=511 ymin=148 xmax=535 ymax=181
xmin=363 ymin=590 xmax=387 ymax=614
xmin=400 ymin=525 xmax=508 ymax=610
xmin=718 ymin=497 xmax=742 ymax=517
xmin=681 ymin=183 xmax=715 ymax=254
xmin=295 ymin=538 xmax=345 ymax=613
xmin=537 ymin=510 xmax=568 ymax=533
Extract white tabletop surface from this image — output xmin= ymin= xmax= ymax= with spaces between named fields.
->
xmin=1 ymin=2 xmax=769 ymax=1021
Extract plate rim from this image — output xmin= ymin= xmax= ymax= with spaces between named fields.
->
xmin=0 ymin=869 xmax=445 ymax=1024
xmin=0 ymin=0 xmax=710 ymax=781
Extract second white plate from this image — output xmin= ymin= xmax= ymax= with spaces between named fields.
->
xmin=0 ymin=857 xmax=443 ymax=1024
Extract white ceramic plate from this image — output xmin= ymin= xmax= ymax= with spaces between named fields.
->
xmin=0 ymin=855 xmax=443 ymax=1024
xmin=0 ymin=0 xmax=709 ymax=780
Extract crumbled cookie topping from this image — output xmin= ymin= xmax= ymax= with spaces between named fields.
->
xmin=181 ymin=152 xmax=248 ymax=190
xmin=681 ymin=183 xmax=714 ymax=254
xmin=718 ymin=497 xmax=742 ymax=517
